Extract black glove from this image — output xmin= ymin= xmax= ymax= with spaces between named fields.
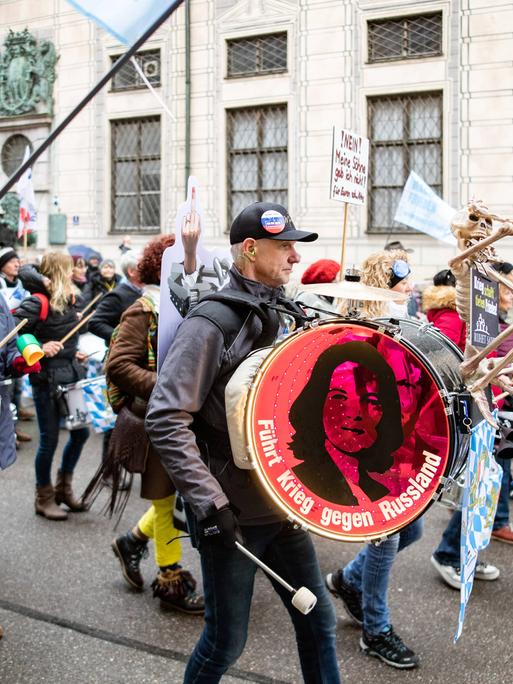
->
xmin=198 ymin=507 xmax=242 ymax=549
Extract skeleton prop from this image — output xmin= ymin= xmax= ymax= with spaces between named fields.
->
xmin=448 ymin=201 xmax=513 ymax=426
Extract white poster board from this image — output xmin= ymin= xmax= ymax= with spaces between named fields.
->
xmin=330 ymin=128 xmax=369 ymax=206
xmin=157 ymin=177 xmax=232 ymax=369
xmin=394 ymin=171 xmax=457 ymax=245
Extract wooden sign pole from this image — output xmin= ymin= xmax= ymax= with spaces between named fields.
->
xmin=339 ymin=202 xmax=349 ymax=280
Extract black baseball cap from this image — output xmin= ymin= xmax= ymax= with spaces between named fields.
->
xmin=230 ymin=202 xmax=318 ymax=245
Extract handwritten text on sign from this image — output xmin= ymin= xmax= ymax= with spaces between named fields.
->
xmin=330 ymin=128 xmax=369 ymax=206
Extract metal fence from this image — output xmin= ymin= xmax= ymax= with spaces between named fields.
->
xmin=226 ymin=104 xmax=288 ymax=226
xmin=367 ymin=91 xmax=443 ymax=234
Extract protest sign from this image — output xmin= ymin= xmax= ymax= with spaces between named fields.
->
xmin=394 ymin=171 xmax=456 ymax=245
xmin=470 ymin=268 xmax=498 ymax=349
xmin=330 ymin=128 xmax=369 ymax=206
xmin=157 ymin=177 xmax=231 ymax=369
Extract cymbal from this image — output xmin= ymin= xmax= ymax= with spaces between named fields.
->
xmin=299 ymin=281 xmax=407 ymax=302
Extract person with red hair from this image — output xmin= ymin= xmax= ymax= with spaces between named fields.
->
xmin=106 ymin=233 xmax=204 ymax=614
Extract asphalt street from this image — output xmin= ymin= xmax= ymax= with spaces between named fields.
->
xmin=1 ymin=420 xmax=512 ymax=683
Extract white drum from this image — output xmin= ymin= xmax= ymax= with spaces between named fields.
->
xmin=59 ymin=378 xmax=94 ymax=430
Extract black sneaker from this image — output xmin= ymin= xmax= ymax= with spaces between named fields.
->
xmin=360 ymin=626 xmax=419 ymax=669
xmin=325 ymin=569 xmax=363 ymax=625
xmin=111 ymin=534 xmax=148 ymax=590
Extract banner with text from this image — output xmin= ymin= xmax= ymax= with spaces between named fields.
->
xmin=330 ymin=128 xmax=369 ymax=205
xmin=394 ymin=171 xmax=457 ymax=245
xmin=470 ymin=268 xmax=498 ymax=349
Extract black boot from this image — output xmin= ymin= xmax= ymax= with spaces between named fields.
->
xmin=111 ymin=533 xmax=148 ymax=590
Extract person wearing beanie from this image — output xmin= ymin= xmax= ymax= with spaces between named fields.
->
xmin=84 ymin=258 xmax=122 ymax=301
xmin=422 ymin=269 xmax=466 ymax=352
xmin=0 ymin=247 xmax=35 ymax=434
xmin=301 ymin=259 xmax=340 ymax=285
xmin=294 ymin=259 xmax=340 ymax=317
xmin=0 ymin=247 xmax=27 ymax=312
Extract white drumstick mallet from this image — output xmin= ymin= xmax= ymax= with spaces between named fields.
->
xmin=235 ymin=541 xmax=317 ymax=615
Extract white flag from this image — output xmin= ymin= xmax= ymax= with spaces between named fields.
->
xmin=66 ymin=0 xmax=180 ymax=45
xmin=394 ymin=171 xmax=456 ymax=245
xmin=17 ymin=147 xmax=37 ymax=239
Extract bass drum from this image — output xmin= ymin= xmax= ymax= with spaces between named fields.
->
xmin=243 ymin=318 xmax=473 ymax=542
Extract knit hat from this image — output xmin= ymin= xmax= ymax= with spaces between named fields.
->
xmin=0 ymin=247 xmax=19 ymax=271
xmin=301 ymin=259 xmax=340 ymax=285
xmin=433 ymin=269 xmax=456 ymax=287
xmin=99 ymin=259 xmax=115 ymax=270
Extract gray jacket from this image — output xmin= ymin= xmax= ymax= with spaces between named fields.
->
xmin=145 ymin=266 xmax=288 ymax=525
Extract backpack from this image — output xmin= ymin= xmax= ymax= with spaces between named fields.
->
xmin=33 ymin=292 xmax=49 ymax=321
xmin=105 ymin=294 xmax=158 ymax=414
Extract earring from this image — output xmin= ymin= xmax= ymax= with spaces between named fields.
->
xmin=248 ymin=246 xmax=256 ymax=256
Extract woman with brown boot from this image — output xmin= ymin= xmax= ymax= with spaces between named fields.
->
xmin=14 ymin=253 xmax=90 ymax=520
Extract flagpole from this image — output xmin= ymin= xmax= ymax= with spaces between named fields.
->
xmin=0 ymin=0 xmax=185 ymax=201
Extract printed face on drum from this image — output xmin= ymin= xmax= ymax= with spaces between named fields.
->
xmin=323 ymin=362 xmax=383 ymax=453
xmin=244 ymin=238 xmax=301 ymax=288
xmin=289 ymin=341 xmax=404 ymax=506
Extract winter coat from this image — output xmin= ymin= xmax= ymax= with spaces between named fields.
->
xmin=13 ymin=285 xmax=84 ymax=387
xmin=146 ymin=266 xmax=290 ymax=525
xmin=107 ymin=297 xmax=173 ymax=500
xmin=423 ymin=285 xmax=466 ymax=352
xmin=89 ymin=282 xmax=142 ymax=343
xmin=0 ymin=273 xmax=28 ymax=312
xmin=84 ymin=272 xmax=122 ymax=302
xmin=0 ymin=296 xmax=20 ymax=469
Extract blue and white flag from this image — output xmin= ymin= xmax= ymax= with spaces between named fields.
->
xmin=66 ymin=0 xmax=181 ymax=45
xmin=455 ymin=415 xmax=501 ymax=641
xmin=394 ymin=171 xmax=457 ymax=245
xmin=81 ymin=377 xmax=116 ymax=433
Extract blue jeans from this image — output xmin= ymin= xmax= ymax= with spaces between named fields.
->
xmin=343 ymin=518 xmax=424 ymax=635
xmin=434 ymin=458 xmax=511 ymax=567
xmin=33 ymin=385 xmax=89 ymax=486
xmin=493 ymin=456 xmax=511 ymax=530
xmin=433 ymin=510 xmax=461 ymax=568
xmin=184 ymin=522 xmax=340 ymax=684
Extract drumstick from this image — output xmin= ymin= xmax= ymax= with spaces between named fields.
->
xmin=80 ymin=292 xmax=103 ymax=316
xmin=493 ymin=391 xmax=509 ymax=405
xmin=59 ymin=311 xmax=96 ymax=345
xmin=234 ymin=541 xmax=317 ymax=615
xmin=0 ymin=318 xmax=27 ymax=351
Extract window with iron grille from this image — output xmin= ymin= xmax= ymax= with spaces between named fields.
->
xmin=367 ymin=92 xmax=442 ymax=234
xmin=226 ymin=105 xmax=288 ymax=226
xmin=111 ymin=117 xmax=161 ymax=233
xmin=227 ymin=33 xmax=287 ymax=77
xmin=110 ymin=50 xmax=161 ymax=92
xmin=368 ymin=13 xmax=442 ymax=63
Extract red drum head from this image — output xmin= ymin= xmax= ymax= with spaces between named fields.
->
xmin=246 ymin=321 xmax=451 ymax=541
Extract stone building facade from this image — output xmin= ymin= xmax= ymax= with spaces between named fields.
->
xmin=0 ymin=0 xmax=511 ymax=278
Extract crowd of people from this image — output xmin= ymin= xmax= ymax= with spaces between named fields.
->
xmin=0 ymin=202 xmax=511 ymax=682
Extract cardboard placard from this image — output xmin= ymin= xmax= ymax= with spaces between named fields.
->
xmin=470 ymin=268 xmax=498 ymax=349
xmin=330 ymin=128 xmax=369 ymax=205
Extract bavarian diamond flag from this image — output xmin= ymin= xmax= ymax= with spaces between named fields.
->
xmin=456 ymin=414 xmax=501 ymax=640
xmin=81 ymin=377 xmax=116 ymax=433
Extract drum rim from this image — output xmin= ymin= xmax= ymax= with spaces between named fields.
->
xmin=245 ymin=318 xmax=455 ymax=542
